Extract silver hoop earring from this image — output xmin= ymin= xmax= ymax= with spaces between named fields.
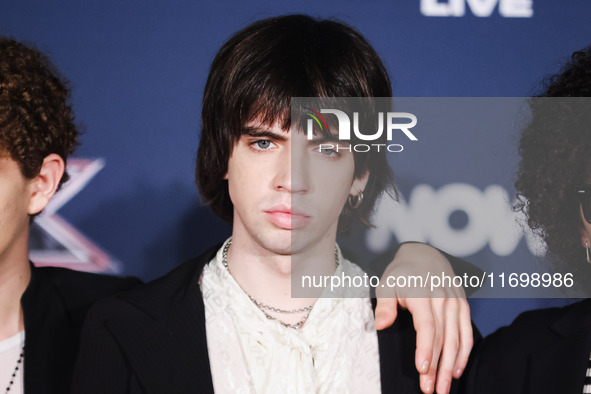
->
xmin=586 ymin=241 xmax=590 ymax=264
xmin=348 ymin=191 xmax=364 ymax=209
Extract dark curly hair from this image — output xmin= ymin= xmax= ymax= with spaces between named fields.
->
xmin=196 ymin=15 xmax=395 ymax=227
xmin=0 ymin=36 xmax=79 ymax=189
xmin=515 ymin=46 xmax=591 ymax=289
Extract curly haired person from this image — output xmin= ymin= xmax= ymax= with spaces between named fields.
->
xmin=0 ymin=37 xmax=138 ymax=394
xmin=463 ymin=46 xmax=591 ymax=394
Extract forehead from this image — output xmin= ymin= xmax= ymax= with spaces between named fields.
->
xmin=244 ymin=102 xmax=291 ymax=134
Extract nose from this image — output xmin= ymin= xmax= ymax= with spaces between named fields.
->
xmin=274 ymin=140 xmax=309 ymax=194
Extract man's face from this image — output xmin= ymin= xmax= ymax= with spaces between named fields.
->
xmin=0 ymin=155 xmax=34 ymax=265
xmin=226 ymin=120 xmax=367 ymax=256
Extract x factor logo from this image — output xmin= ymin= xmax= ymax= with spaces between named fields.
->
xmin=28 ymin=158 xmax=118 ymax=273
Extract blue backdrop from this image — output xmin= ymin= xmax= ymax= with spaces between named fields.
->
xmin=2 ymin=0 xmax=589 ymax=335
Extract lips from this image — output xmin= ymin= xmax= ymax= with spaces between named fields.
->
xmin=264 ymin=205 xmax=311 ymax=229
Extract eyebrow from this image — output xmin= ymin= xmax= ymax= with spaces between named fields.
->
xmin=309 ymin=134 xmax=340 ymax=145
xmin=242 ymin=126 xmax=288 ymax=141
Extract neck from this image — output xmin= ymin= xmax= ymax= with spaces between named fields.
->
xmin=0 ymin=230 xmax=31 ymax=341
xmin=226 ymin=233 xmax=338 ymax=312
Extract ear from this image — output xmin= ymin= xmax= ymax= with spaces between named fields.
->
xmin=27 ymin=154 xmax=65 ymax=215
xmin=349 ymin=170 xmax=369 ymax=197
xmin=581 ymin=232 xmax=589 ymax=249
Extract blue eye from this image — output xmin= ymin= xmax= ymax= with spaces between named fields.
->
xmin=319 ymin=146 xmax=338 ymax=157
xmin=252 ymin=140 xmax=274 ymax=150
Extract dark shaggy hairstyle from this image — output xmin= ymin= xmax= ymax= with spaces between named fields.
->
xmin=0 ymin=36 xmax=79 ymax=189
xmin=514 ymin=46 xmax=591 ymax=288
xmin=196 ymin=14 xmax=395 ymax=226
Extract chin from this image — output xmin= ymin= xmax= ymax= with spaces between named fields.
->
xmin=252 ymin=227 xmax=316 ymax=256
xmin=257 ymin=232 xmax=292 ymax=255
xmin=288 ymin=232 xmax=317 ymax=255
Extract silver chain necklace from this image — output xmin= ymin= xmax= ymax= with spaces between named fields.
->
xmin=221 ymin=239 xmax=339 ymax=329
xmin=4 ymin=343 xmax=24 ymax=394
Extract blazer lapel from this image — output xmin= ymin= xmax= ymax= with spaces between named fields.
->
xmin=106 ymin=250 xmax=218 ymax=394
xmin=107 ymin=293 xmax=214 ymax=394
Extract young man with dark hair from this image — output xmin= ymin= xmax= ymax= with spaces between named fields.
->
xmin=0 ymin=37 xmax=138 ymax=394
xmin=74 ymin=15 xmax=473 ymax=394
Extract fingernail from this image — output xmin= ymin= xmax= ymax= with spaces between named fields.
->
xmin=442 ymin=380 xmax=450 ymax=393
xmin=420 ymin=360 xmax=429 ymax=373
xmin=425 ymin=379 xmax=434 ymax=393
xmin=455 ymin=368 xmax=463 ymax=377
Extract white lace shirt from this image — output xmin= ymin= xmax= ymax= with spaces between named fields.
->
xmin=201 ymin=240 xmax=381 ymax=394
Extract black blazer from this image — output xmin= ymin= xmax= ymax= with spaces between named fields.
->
xmin=21 ymin=264 xmax=139 ymax=394
xmin=73 ymin=245 xmax=460 ymax=394
xmin=463 ymin=298 xmax=591 ymax=394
